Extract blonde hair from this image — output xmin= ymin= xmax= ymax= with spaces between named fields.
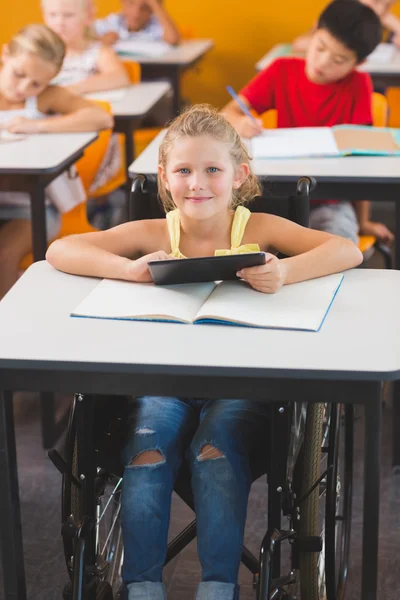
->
xmin=158 ymin=104 xmax=262 ymax=213
xmin=8 ymin=24 xmax=65 ymax=72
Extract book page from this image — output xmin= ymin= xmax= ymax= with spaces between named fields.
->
xmin=366 ymin=43 xmax=395 ymax=64
xmin=85 ymin=88 xmax=127 ymax=102
xmin=115 ymin=40 xmax=171 ymax=57
xmin=251 ymin=127 xmax=340 ymax=159
xmin=195 ymin=274 xmax=344 ymax=331
xmin=71 ymin=278 xmax=216 ymax=323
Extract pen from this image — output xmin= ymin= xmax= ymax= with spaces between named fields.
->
xmin=226 ymin=85 xmax=259 ymax=125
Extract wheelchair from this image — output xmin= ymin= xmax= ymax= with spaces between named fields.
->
xmin=49 ymin=176 xmax=354 ymax=600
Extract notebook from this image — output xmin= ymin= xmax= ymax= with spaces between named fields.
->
xmin=251 ymin=125 xmax=400 ymax=159
xmin=71 ymin=273 xmax=344 ymax=331
xmin=365 ymin=42 xmax=396 ymax=64
xmin=115 ymin=40 xmax=171 ymax=58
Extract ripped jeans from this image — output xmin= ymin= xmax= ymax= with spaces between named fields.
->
xmin=121 ymin=396 xmax=270 ymax=600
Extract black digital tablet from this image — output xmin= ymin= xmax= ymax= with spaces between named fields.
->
xmin=148 ymin=252 xmax=266 ymax=285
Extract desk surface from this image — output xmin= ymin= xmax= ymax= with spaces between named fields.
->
xmin=121 ymin=39 xmax=214 ymax=65
xmin=86 ymin=81 xmax=171 ymax=118
xmin=129 ymin=129 xmax=400 ymax=183
xmin=255 ymin=42 xmax=400 ymax=75
xmin=0 ymin=131 xmax=97 ymax=175
xmin=0 ymin=261 xmax=399 ymax=382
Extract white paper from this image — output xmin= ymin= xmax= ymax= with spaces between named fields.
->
xmin=0 ymin=131 xmax=26 ymax=144
xmin=366 ymin=43 xmax=395 ymax=64
xmin=251 ymin=127 xmax=340 ymax=159
xmin=115 ymin=40 xmax=171 ymax=57
xmin=72 ymin=278 xmax=216 ymax=323
xmin=195 ymin=274 xmax=344 ymax=331
xmin=85 ymin=88 xmax=127 ymax=102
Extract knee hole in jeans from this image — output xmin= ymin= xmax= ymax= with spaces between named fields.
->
xmin=197 ymin=444 xmax=225 ymax=461
xmin=129 ymin=450 xmax=165 ymax=467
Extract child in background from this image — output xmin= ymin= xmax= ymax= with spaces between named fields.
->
xmin=47 ymin=104 xmax=362 ymax=600
xmin=0 ymin=24 xmax=112 ymax=299
xmin=43 ymin=0 xmax=130 ymax=95
xmin=222 ymin=0 xmax=394 ymax=246
xmin=293 ymin=0 xmax=400 ymax=53
xmin=43 ymin=0 xmax=130 ymax=200
xmin=94 ymin=0 xmax=180 ymax=47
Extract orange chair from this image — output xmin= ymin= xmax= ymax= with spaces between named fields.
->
xmin=123 ymin=60 xmax=164 ymax=157
xmin=387 ymin=87 xmax=400 ymax=127
xmin=259 ymin=93 xmax=392 ymax=267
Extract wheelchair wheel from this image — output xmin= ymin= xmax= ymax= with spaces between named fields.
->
xmin=289 ymin=403 xmax=353 ymax=600
xmin=62 ymin=396 xmax=125 ymax=598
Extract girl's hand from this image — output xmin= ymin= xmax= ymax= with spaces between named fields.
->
xmin=100 ymin=31 xmax=120 ymax=46
xmin=235 ymin=115 xmax=263 ymax=139
xmin=5 ymin=117 xmax=44 ymax=134
xmin=125 ymin=251 xmax=172 ymax=282
xmin=237 ymin=253 xmax=287 ymax=294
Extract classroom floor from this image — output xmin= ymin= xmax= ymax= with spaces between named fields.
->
xmin=0 ymin=389 xmax=399 ymax=600
xmin=0 ymin=203 xmax=398 ymax=600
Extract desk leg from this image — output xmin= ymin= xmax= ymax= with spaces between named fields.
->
xmin=392 ymin=383 xmax=400 ymax=472
xmin=0 ymin=391 xmax=27 ymax=600
xmin=30 ymin=183 xmax=48 ymax=262
xmin=361 ymin=383 xmax=382 ymax=600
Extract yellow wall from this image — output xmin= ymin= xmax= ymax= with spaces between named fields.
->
xmin=2 ymin=1 xmax=400 ymax=108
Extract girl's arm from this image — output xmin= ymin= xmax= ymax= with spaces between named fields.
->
xmin=66 ymin=46 xmax=130 ymax=95
xmin=46 ymin=220 xmax=167 ymax=281
xmin=6 ymin=87 xmax=113 ymax=133
xmin=147 ymin=0 xmax=181 ymax=45
xmin=381 ymin=12 xmax=400 ymax=39
xmin=239 ymin=214 xmax=363 ymax=293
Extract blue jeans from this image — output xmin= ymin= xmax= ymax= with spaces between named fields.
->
xmin=121 ymin=397 xmax=270 ymax=600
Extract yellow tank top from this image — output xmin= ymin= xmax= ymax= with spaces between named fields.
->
xmin=166 ymin=206 xmax=260 ymax=259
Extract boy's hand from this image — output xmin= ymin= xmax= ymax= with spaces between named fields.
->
xmin=237 ymin=253 xmax=287 ymax=294
xmin=235 ymin=116 xmax=263 ymax=139
xmin=4 ymin=117 xmax=44 ymax=133
xmin=100 ymin=31 xmax=120 ymax=46
xmin=125 ymin=251 xmax=172 ymax=282
xmin=359 ymin=221 xmax=394 ymax=244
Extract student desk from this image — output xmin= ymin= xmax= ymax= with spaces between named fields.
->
xmin=0 ymin=131 xmax=97 ymax=262
xmin=86 ymin=81 xmax=172 ymax=172
xmin=1 ymin=262 xmax=399 ymax=600
xmin=255 ymin=42 xmax=400 ymax=88
xmin=121 ymin=39 xmax=214 ymax=114
xmin=129 ymin=130 xmax=400 ymax=471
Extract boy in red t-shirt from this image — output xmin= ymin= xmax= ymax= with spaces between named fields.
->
xmin=222 ymin=0 xmax=394 ymax=244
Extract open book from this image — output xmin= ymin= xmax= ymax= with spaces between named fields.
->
xmin=115 ymin=40 xmax=171 ymax=58
xmin=72 ymin=273 xmax=344 ymax=331
xmin=251 ymin=125 xmax=400 ymax=159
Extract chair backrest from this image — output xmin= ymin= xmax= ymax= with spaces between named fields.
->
xmin=387 ymin=87 xmax=400 ymax=127
xmin=75 ymin=99 xmax=114 ymax=193
xmin=372 ymin=91 xmax=388 ymax=127
xmin=123 ymin=60 xmax=141 ymax=84
xmin=129 ymin=174 xmax=314 ymax=229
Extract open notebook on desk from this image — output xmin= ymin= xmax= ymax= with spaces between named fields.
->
xmin=251 ymin=125 xmax=400 ymax=159
xmin=115 ymin=40 xmax=171 ymax=57
xmin=72 ymin=273 xmax=344 ymax=332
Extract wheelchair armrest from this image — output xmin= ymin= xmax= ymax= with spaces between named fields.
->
xmin=296 ymin=177 xmax=317 ymax=196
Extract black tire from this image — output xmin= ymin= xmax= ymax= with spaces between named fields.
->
xmin=298 ymin=402 xmax=325 ymax=599
xmin=61 ymin=395 xmax=125 ymax=595
xmin=325 ymin=405 xmax=353 ymax=600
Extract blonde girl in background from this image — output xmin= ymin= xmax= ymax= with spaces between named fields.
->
xmin=47 ymin=105 xmax=362 ymax=600
xmin=0 ymin=24 xmax=112 ymax=299
xmin=43 ymin=0 xmax=130 ymax=206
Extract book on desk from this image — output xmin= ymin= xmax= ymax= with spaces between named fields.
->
xmin=71 ymin=273 xmax=344 ymax=332
xmin=251 ymin=125 xmax=400 ymax=160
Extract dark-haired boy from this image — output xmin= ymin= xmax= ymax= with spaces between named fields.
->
xmin=222 ymin=0 xmax=393 ymax=244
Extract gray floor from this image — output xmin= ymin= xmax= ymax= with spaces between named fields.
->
xmin=0 ymin=202 xmax=399 ymax=600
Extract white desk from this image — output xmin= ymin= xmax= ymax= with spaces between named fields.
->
xmin=1 ymin=262 xmax=399 ymax=599
xmin=122 ymin=39 xmax=214 ymax=114
xmin=0 ymin=131 xmax=97 ymax=259
xmin=256 ymin=43 xmax=400 ymax=86
xmin=87 ymin=81 xmax=171 ymax=170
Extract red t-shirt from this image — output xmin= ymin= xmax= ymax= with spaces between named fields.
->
xmin=241 ymin=57 xmax=373 ymax=128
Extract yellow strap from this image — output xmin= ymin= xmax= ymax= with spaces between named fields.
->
xmin=166 ymin=206 xmax=260 ymax=258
